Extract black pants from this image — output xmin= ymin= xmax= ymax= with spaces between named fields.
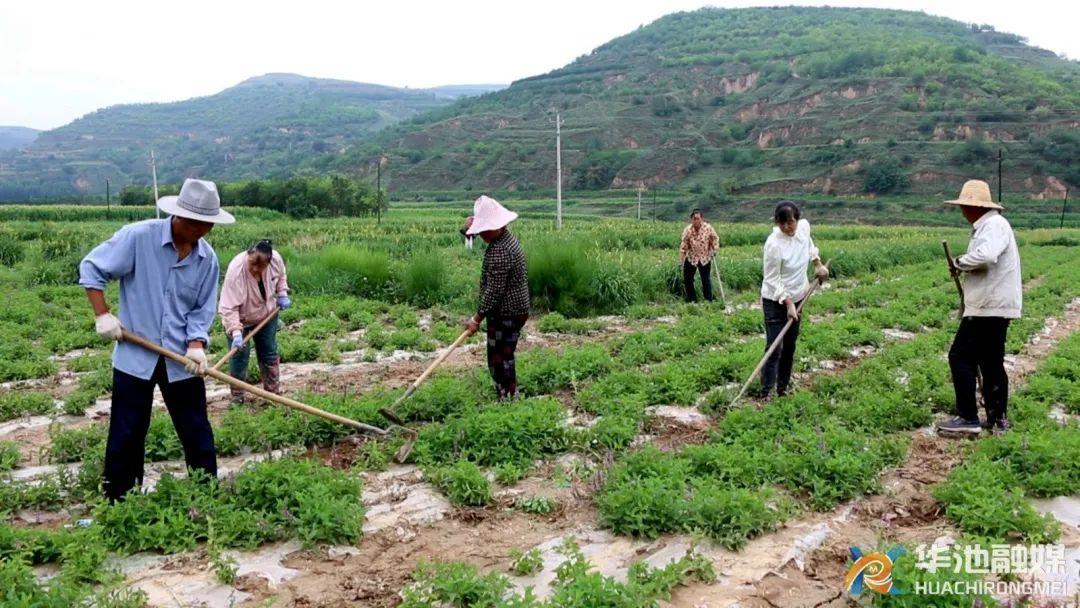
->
xmin=486 ymin=314 xmax=528 ymax=400
xmin=949 ymin=317 xmax=1010 ymax=423
xmin=104 ymin=357 xmax=217 ymax=501
xmin=683 ymin=260 xmax=714 ymax=302
xmin=761 ymin=298 xmax=802 ymax=396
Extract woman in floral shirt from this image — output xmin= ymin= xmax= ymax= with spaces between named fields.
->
xmin=679 ymin=209 xmax=719 ymax=302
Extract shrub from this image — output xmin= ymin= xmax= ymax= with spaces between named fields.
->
xmin=862 ymin=159 xmax=910 ymax=194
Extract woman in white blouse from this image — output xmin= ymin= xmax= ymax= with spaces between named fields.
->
xmin=759 ymin=202 xmax=829 ymax=398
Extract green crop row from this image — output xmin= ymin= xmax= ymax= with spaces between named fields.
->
xmin=400 ymin=537 xmax=715 ymax=608
xmin=596 ymin=246 xmax=1080 ymax=548
xmin=935 ymin=331 xmax=1080 ymax=543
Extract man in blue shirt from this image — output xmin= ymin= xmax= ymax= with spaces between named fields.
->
xmin=79 ymin=179 xmax=235 ymax=501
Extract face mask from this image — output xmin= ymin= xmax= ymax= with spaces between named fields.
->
xmin=465 ymin=236 xmax=474 ymax=250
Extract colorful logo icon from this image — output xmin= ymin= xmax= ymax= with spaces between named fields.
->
xmin=845 ymin=546 xmax=906 ymax=596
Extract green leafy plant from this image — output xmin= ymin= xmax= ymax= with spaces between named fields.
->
xmin=426 ymin=460 xmax=492 ymax=507
xmin=514 ymin=496 xmax=558 ymax=515
xmin=509 ymin=547 xmax=544 ymax=576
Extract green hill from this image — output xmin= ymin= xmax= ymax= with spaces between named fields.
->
xmin=0 ymin=74 xmax=502 ymax=200
xmin=0 ymin=127 xmax=39 ymax=151
xmin=337 ymin=7 xmax=1079 ymax=200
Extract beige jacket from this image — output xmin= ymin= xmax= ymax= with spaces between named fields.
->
xmin=956 ymin=211 xmax=1022 ymax=319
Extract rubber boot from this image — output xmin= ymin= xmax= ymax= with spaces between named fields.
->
xmin=259 ymin=358 xmax=281 ymax=395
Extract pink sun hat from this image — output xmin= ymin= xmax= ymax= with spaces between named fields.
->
xmin=465 ymin=195 xmax=518 ymax=236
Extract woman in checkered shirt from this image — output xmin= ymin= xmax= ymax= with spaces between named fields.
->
xmin=461 ymin=196 xmax=530 ymax=400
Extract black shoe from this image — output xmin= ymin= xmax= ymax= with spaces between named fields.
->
xmin=982 ymin=418 xmax=1010 ymax=434
xmin=937 ymin=417 xmax=982 ymax=435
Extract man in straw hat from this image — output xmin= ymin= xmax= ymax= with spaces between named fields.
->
xmin=79 ymin=178 xmax=234 ymax=500
xmin=461 ymin=195 xmax=530 ymax=400
xmin=937 ymin=179 xmax=1021 ymax=435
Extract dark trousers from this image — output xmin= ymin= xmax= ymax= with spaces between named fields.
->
xmin=761 ymin=298 xmax=802 ymax=396
xmin=104 ymin=357 xmax=217 ymax=501
xmin=683 ymin=260 xmax=714 ymax=302
xmin=949 ymin=317 xmax=1010 ymax=423
xmin=486 ymin=314 xmax=528 ymax=400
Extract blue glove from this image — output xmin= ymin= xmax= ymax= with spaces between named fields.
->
xmin=277 ymin=295 xmax=291 ymax=310
xmin=231 ymin=333 xmax=244 ymax=349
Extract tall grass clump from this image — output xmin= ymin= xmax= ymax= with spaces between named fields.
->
xmin=526 ymin=239 xmax=638 ymax=316
xmin=401 ymin=254 xmax=448 ymax=307
xmin=290 ymin=245 xmax=390 ymax=298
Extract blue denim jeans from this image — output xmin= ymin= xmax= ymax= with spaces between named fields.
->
xmin=228 ymin=317 xmax=280 ymax=393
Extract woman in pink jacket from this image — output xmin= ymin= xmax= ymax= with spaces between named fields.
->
xmin=218 ymin=240 xmax=290 ymax=404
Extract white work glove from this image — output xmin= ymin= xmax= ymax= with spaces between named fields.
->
xmin=184 ymin=347 xmax=208 ymax=375
xmin=95 ymin=313 xmax=122 ymax=341
xmin=231 ymin=332 xmax=244 ymax=350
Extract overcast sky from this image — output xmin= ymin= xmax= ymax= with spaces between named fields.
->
xmin=2 ymin=0 xmax=1076 ymax=130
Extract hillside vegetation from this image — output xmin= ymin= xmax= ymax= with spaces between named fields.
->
xmin=0 ymin=127 xmax=39 ymax=151
xmin=343 ymin=7 xmax=1078 ymax=199
xmin=0 ymin=75 xmax=501 ymax=200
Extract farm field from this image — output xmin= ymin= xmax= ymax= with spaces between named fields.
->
xmin=1 ymin=206 xmax=1079 ymax=607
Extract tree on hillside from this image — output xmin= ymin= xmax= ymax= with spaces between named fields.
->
xmin=862 ymin=159 xmax=909 ymax=194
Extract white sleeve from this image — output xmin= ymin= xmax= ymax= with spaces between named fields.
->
xmin=956 ymin=220 xmax=1009 ymax=271
xmin=763 ymin=241 xmax=790 ymax=303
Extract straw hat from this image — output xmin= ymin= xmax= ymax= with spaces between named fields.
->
xmin=157 ymin=178 xmax=236 ymax=224
xmin=465 ymin=195 xmax=517 ymax=235
xmin=944 ymin=180 xmax=1003 ymax=210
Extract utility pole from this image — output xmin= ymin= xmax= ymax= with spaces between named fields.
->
xmin=1061 ymin=189 xmax=1070 ymax=229
xmin=376 ymin=158 xmax=382 ymax=226
xmin=555 ymin=111 xmax=563 ymax=230
xmin=997 ymin=148 xmax=1003 ymax=204
xmin=150 ymin=150 xmax=160 ymax=218
xmin=106 ymin=178 xmax=111 ymax=219
xmin=637 ymin=186 xmax=643 ymax=220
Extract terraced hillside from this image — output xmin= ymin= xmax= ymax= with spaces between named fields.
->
xmin=350 ymin=7 xmax=1079 ymax=199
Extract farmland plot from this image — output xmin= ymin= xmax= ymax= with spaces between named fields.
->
xmin=0 ymin=209 xmax=1078 ymax=607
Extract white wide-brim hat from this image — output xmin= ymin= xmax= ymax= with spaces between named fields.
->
xmin=944 ymin=179 xmax=1003 ymax=210
xmin=465 ymin=195 xmax=517 ymax=235
xmin=157 ymin=178 xmax=236 ymax=224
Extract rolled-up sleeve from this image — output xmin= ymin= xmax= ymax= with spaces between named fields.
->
xmin=272 ymin=252 xmax=290 ymax=297
xmin=217 ymin=263 xmax=244 ymax=336
xmin=763 ymin=241 xmax=790 ymax=303
xmin=79 ymin=226 xmax=136 ymax=290
xmin=186 ymin=255 xmax=219 ymax=346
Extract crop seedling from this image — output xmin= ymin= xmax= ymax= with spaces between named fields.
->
xmin=509 ymin=548 xmax=544 ymax=576
xmin=426 ymin=460 xmax=492 ymax=507
xmin=493 ymin=462 xmax=529 ymax=485
xmin=0 ymin=440 xmax=21 ymax=472
xmin=514 ymin=496 xmax=558 ymax=515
